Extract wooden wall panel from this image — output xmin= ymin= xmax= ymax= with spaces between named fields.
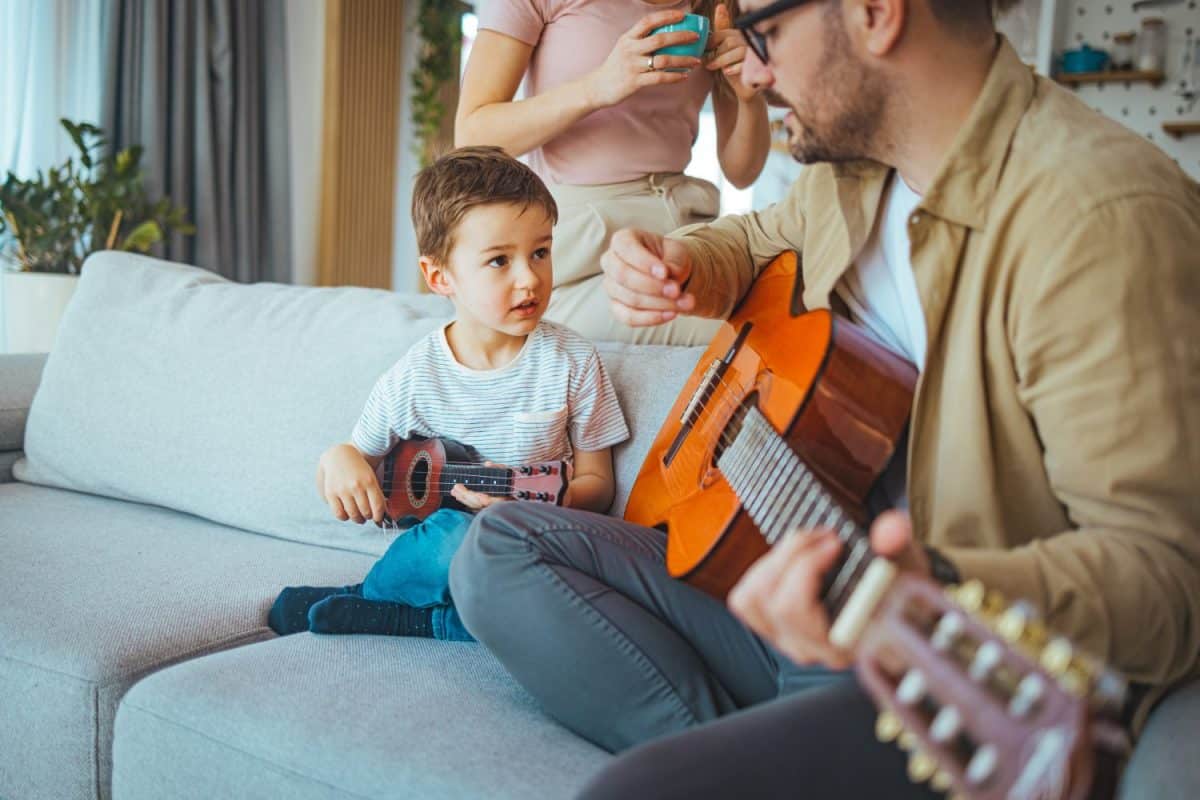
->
xmin=317 ymin=0 xmax=405 ymax=288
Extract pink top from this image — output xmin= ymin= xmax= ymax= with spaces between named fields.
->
xmin=477 ymin=0 xmax=715 ymax=186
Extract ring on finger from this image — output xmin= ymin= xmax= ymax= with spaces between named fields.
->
xmin=645 ymin=54 xmax=656 ymax=71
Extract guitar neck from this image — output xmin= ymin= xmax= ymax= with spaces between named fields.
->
xmin=440 ymin=462 xmax=514 ymax=497
xmin=717 ymin=404 xmax=876 ymax=618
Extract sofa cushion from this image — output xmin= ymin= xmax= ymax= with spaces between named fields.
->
xmin=112 ymin=634 xmax=611 ymax=800
xmin=16 ymin=252 xmax=706 ymax=555
xmin=0 ymin=482 xmax=376 ymax=800
xmin=17 ymin=252 xmax=453 ymax=555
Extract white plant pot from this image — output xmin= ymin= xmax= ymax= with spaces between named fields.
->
xmin=1 ymin=270 xmax=80 ymax=354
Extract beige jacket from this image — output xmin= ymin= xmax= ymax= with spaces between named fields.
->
xmin=673 ymin=38 xmax=1200 ymax=725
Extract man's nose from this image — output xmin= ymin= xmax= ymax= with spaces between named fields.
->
xmin=742 ymin=48 xmax=772 ymax=92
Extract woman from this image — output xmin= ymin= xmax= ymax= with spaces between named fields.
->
xmin=456 ymin=0 xmax=768 ymax=345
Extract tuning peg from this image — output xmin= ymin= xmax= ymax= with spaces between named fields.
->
xmin=968 ymin=640 xmax=1003 ymax=682
xmin=896 ymin=669 xmax=927 ymax=707
xmin=1041 ymin=637 xmax=1073 ymax=673
xmin=875 ymin=710 xmax=903 ymax=743
xmin=907 ymin=750 xmax=937 ymax=783
xmin=929 ymin=706 xmax=962 ymax=744
xmin=519 ymin=466 xmax=532 ymax=476
xmin=515 ymin=490 xmax=529 ymax=499
xmin=965 ymin=745 xmax=998 ymax=787
xmin=951 ymin=579 xmax=986 ymax=611
xmin=931 ymin=770 xmax=954 ymax=792
xmin=1009 ymin=673 xmax=1046 ymax=718
xmin=931 ymin=611 xmax=965 ymax=652
xmin=539 ymin=464 xmax=552 ymax=474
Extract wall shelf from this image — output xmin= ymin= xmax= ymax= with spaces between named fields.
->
xmin=1056 ymin=69 xmax=1166 ymax=88
xmin=1163 ymin=122 xmax=1200 ymax=139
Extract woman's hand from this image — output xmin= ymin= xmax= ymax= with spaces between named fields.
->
xmin=318 ymin=443 xmax=386 ymax=525
xmin=584 ymin=10 xmax=702 ymax=109
xmin=706 ymin=4 xmax=759 ymax=102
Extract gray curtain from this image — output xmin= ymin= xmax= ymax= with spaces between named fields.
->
xmin=102 ymin=0 xmax=293 ymax=283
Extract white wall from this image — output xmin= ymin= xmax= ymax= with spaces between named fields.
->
xmin=284 ymin=0 xmax=327 ymax=286
xmin=1059 ymin=0 xmax=1200 ymax=181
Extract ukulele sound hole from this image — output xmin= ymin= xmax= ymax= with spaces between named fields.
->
xmin=407 ymin=453 xmax=432 ymax=505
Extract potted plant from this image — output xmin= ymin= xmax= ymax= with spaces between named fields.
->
xmin=0 ymin=119 xmax=194 ymax=353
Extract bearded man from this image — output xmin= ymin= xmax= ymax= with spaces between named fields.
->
xmin=449 ymin=1 xmax=1200 ymax=797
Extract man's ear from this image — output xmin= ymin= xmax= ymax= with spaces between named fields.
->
xmin=845 ymin=0 xmax=906 ymax=58
xmin=420 ymin=256 xmax=454 ymax=296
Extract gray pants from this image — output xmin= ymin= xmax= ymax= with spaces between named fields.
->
xmin=449 ymin=502 xmax=841 ymax=753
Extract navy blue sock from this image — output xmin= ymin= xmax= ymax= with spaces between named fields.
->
xmin=268 ymin=584 xmax=362 ymax=635
xmin=307 ymin=595 xmax=435 ymax=637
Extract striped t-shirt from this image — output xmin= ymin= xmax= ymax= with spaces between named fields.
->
xmin=351 ymin=320 xmax=630 ymax=466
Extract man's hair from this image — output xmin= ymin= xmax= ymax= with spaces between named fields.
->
xmin=927 ymin=0 xmax=1021 ymax=31
xmin=411 ymin=146 xmax=558 ymax=265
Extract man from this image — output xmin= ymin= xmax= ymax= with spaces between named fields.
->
xmin=450 ymin=0 xmax=1200 ymax=796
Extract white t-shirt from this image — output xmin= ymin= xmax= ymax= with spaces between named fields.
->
xmin=351 ymin=320 xmax=630 ymax=466
xmin=835 ymin=172 xmax=927 ymax=370
xmin=835 ymin=172 xmax=925 ymax=511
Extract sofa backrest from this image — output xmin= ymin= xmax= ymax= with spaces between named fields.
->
xmin=16 ymin=253 xmax=704 ymax=555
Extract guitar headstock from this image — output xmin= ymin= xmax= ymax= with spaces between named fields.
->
xmin=510 ymin=460 xmax=569 ymax=505
xmin=855 ymin=575 xmax=1130 ymax=800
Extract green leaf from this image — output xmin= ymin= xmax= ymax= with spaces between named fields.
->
xmin=118 ymin=220 xmax=162 ymax=252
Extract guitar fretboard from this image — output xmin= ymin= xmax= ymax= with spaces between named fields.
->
xmin=716 ymin=405 xmax=877 ymax=615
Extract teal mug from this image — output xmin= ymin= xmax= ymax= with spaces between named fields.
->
xmin=649 ymin=13 xmax=710 ymax=73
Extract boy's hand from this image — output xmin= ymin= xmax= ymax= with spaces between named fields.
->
xmin=318 ymin=443 xmax=386 ymax=525
xmin=450 ymin=460 xmax=512 ymax=510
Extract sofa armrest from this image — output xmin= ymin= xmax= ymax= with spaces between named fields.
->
xmin=0 ymin=353 xmax=48 ymax=481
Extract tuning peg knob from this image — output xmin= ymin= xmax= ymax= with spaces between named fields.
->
xmin=519 ymin=466 xmax=533 ymax=476
xmin=908 ymin=750 xmax=937 ymax=783
xmin=1009 ymin=673 xmax=1046 ymax=718
xmin=875 ymin=710 xmax=903 ymax=743
xmin=965 ymin=745 xmax=998 ymax=786
xmin=968 ymin=640 xmax=1003 ymax=682
xmin=930 ymin=706 xmax=962 ymax=744
xmin=1041 ymin=637 xmax=1072 ymax=672
xmin=931 ymin=770 xmax=954 ymax=792
xmin=539 ymin=464 xmax=552 ymax=474
xmin=952 ymin=579 xmax=986 ymax=611
xmin=515 ymin=490 xmax=529 ymax=499
xmin=896 ymin=669 xmax=927 ymax=707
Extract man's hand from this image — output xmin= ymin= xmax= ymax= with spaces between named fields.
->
xmin=601 ymin=228 xmax=697 ymax=327
xmin=318 ymin=443 xmax=386 ymax=525
xmin=728 ymin=511 xmax=931 ymax=669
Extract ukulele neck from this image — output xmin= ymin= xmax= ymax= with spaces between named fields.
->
xmin=441 ymin=462 xmax=513 ymax=497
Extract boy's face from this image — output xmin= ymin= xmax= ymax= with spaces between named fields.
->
xmin=423 ymin=202 xmax=554 ymax=339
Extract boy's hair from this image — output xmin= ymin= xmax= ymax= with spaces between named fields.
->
xmin=412 ymin=146 xmax=558 ymax=265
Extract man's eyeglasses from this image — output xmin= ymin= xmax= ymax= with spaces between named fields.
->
xmin=733 ymin=0 xmax=814 ymax=66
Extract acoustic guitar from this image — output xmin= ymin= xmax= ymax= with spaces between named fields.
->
xmin=375 ymin=436 xmax=567 ymax=527
xmin=625 ymin=252 xmax=1130 ymax=799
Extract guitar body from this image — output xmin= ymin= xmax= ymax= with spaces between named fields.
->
xmin=624 ymin=251 xmax=919 ymax=599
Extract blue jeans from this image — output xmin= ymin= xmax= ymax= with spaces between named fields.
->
xmin=362 ymin=508 xmax=474 ymax=641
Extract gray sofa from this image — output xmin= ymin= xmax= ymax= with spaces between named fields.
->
xmin=0 ymin=252 xmax=1196 ymax=800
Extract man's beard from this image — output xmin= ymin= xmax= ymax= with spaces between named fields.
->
xmin=775 ymin=7 xmax=888 ymax=165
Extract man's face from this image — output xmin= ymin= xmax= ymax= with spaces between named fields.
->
xmin=740 ymin=0 xmax=888 ymax=164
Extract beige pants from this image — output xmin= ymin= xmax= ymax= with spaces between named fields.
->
xmin=544 ymin=173 xmax=725 ymax=347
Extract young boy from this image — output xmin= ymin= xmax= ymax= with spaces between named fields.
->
xmin=269 ymin=146 xmax=630 ymax=640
